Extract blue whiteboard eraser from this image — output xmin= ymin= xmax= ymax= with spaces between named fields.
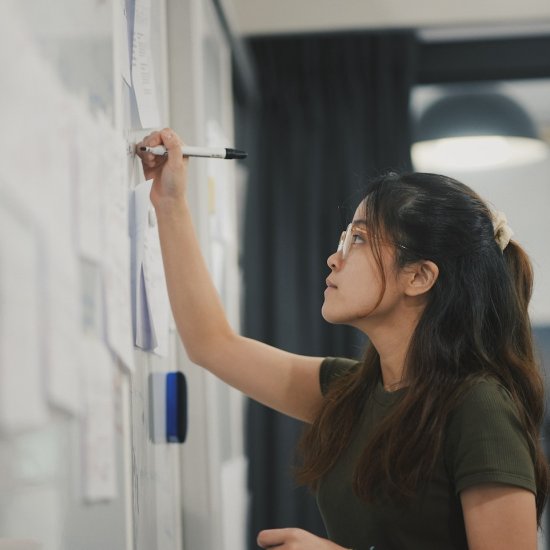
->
xmin=166 ymin=372 xmax=188 ymax=443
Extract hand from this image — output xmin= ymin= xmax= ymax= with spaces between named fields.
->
xmin=257 ymin=528 xmax=349 ymax=550
xmin=136 ymin=128 xmax=188 ymax=209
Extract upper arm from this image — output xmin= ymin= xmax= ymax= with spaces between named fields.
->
xmin=461 ymin=483 xmax=537 ymax=550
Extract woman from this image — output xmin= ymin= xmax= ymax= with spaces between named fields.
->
xmin=138 ymin=128 xmax=548 ymax=550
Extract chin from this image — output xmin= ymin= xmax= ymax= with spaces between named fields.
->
xmin=321 ymin=304 xmax=346 ymax=325
xmin=322 ymin=302 xmax=374 ymax=329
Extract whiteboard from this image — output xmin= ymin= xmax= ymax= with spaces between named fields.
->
xmin=0 ymin=1 xmax=179 ymax=549
xmin=0 ymin=0 xmax=249 ymax=549
xmin=0 ymin=0 xmax=247 ymax=549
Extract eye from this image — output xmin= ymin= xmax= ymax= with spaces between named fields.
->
xmin=350 ymin=228 xmax=366 ymax=244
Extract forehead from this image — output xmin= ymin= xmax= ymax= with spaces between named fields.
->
xmin=352 ymin=200 xmax=367 ymax=223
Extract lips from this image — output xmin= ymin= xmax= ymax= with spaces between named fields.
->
xmin=325 ymin=278 xmax=337 ymax=289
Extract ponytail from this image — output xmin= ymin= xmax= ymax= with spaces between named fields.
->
xmin=503 ymin=240 xmax=534 ymax=313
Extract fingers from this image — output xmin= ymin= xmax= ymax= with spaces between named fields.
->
xmin=160 ymin=128 xmax=186 ymax=168
xmin=257 ymin=528 xmax=301 ymax=548
xmin=136 ymin=130 xmax=163 ymax=169
xmin=136 ymin=128 xmax=186 ymax=167
xmin=257 ymin=529 xmax=282 ymax=548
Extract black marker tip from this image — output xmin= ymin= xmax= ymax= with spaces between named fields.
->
xmin=225 ymin=148 xmax=247 ymax=160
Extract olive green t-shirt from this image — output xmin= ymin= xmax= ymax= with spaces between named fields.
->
xmin=316 ymin=357 xmax=536 ymax=550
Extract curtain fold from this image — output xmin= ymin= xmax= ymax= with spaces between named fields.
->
xmin=240 ymin=31 xmax=417 ymax=549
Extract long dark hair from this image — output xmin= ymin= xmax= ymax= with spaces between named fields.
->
xmin=297 ymin=172 xmax=549 ymax=523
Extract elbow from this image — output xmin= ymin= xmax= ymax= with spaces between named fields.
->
xmin=184 ymin=346 xmax=202 ymax=366
xmin=179 ymin=328 xmax=236 ymax=368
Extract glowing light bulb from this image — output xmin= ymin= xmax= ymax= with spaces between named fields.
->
xmin=412 ymin=136 xmax=549 ymax=172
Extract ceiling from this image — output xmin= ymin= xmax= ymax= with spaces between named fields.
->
xmin=229 ymin=0 xmax=550 ymax=37
xmin=226 ymin=1 xmax=550 ymax=137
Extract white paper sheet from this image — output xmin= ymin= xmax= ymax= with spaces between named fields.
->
xmin=0 ymin=2 xmax=83 ymax=417
xmin=101 ymin=123 xmax=135 ymax=371
xmin=43 ymin=242 xmax=83 ymax=416
xmin=72 ymin=105 xmax=103 ymax=263
xmin=120 ymin=0 xmax=132 ymax=86
xmin=142 ymin=207 xmax=170 ymax=357
xmin=131 ymin=0 xmax=160 ymax=128
xmin=0 ymin=193 xmax=48 ymax=433
xmin=0 ymin=6 xmax=65 ymax=212
xmin=130 ymin=180 xmax=170 ymax=356
xmin=39 ymin=98 xmax=84 ymax=416
xmin=132 ymin=179 xmax=154 ymax=349
xmin=81 ymin=338 xmax=117 ymax=502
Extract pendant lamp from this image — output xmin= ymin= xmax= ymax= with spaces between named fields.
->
xmin=412 ymin=92 xmax=549 ymax=171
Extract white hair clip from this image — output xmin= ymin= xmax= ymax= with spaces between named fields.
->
xmin=492 ymin=210 xmax=514 ymax=251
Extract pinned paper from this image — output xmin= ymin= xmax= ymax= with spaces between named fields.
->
xmin=81 ymin=338 xmax=117 ymax=502
xmin=132 ymin=179 xmax=153 ymax=348
xmin=142 ymin=207 xmax=170 ymax=356
xmin=43 ymin=240 xmax=84 ymax=415
xmin=120 ymin=0 xmax=132 ymax=86
xmin=131 ymin=0 xmax=161 ymax=128
xmin=131 ymin=180 xmax=170 ymax=356
xmin=0 ymin=192 xmax=48 ymax=433
xmin=41 ymin=99 xmax=84 ymax=416
xmin=101 ymin=122 xmax=135 ymax=371
xmin=0 ymin=1 xmax=83 ymax=418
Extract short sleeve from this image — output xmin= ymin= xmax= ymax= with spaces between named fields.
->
xmin=319 ymin=357 xmax=360 ymax=396
xmin=445 ymin=379 xmax=536 ymax=495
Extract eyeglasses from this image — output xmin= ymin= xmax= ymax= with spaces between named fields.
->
xmin=337 ymin=223 xmax=369 ymax=260
xmin=336 ymin=223 xmax=409 ymax=259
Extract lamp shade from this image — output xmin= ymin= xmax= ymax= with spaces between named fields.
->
xmin=415 ymin=93 xmax=538 ymax=141
xmin=412 ymin=92 xmax=548 ymax=171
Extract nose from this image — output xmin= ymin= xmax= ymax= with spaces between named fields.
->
xmin=327 ymin=250 xmax=342 ymax=270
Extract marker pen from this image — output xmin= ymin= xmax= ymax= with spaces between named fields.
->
xmin=139 ymin=145 xmax=247 ymax=160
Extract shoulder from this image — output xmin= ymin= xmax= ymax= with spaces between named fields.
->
xmin=319 ymin=357 xmax=361 ymax=396
xmin=445 ymin=377 xmax=536 ymax=495
xmin=451 ymin=377 xmax=518 ymax=419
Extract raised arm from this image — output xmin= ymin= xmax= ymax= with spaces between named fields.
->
xmin=137 ymin=128 xmax=324 ymax=423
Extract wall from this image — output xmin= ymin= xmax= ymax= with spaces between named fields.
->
xmin=0 ymin=1 xmax=247 ymax=549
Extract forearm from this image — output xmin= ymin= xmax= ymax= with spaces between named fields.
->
xmin=155 ymin=197 xmax=234 ymax=363
xmin=154 ymin=196 xmax=323 ymax=422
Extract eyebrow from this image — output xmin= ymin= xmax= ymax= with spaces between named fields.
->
xmin=351 ymin=219 xmax=367 ymax=226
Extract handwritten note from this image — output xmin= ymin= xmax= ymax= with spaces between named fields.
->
xmin=131 ymin=180 xmax=170 ymax=356
xmin=132 ymin=0 xmax=161 ymax=128
xmin=142 ymin=208 xmax=170 ymax=357
xmin=120 ymin=0 xmax=132 ymax=86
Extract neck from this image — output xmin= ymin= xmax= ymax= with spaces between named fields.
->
xmin=377 ymin=335 xmax=410 ymax=391
xmin=361 ymin=308 xmax=422 ymax=392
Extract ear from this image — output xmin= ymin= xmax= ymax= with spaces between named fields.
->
xmin=402 ymin=260 xmax=439 ymax=297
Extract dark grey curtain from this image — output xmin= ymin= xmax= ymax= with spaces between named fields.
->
xmin=238 ymin=31 xmax=417 ymax=549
